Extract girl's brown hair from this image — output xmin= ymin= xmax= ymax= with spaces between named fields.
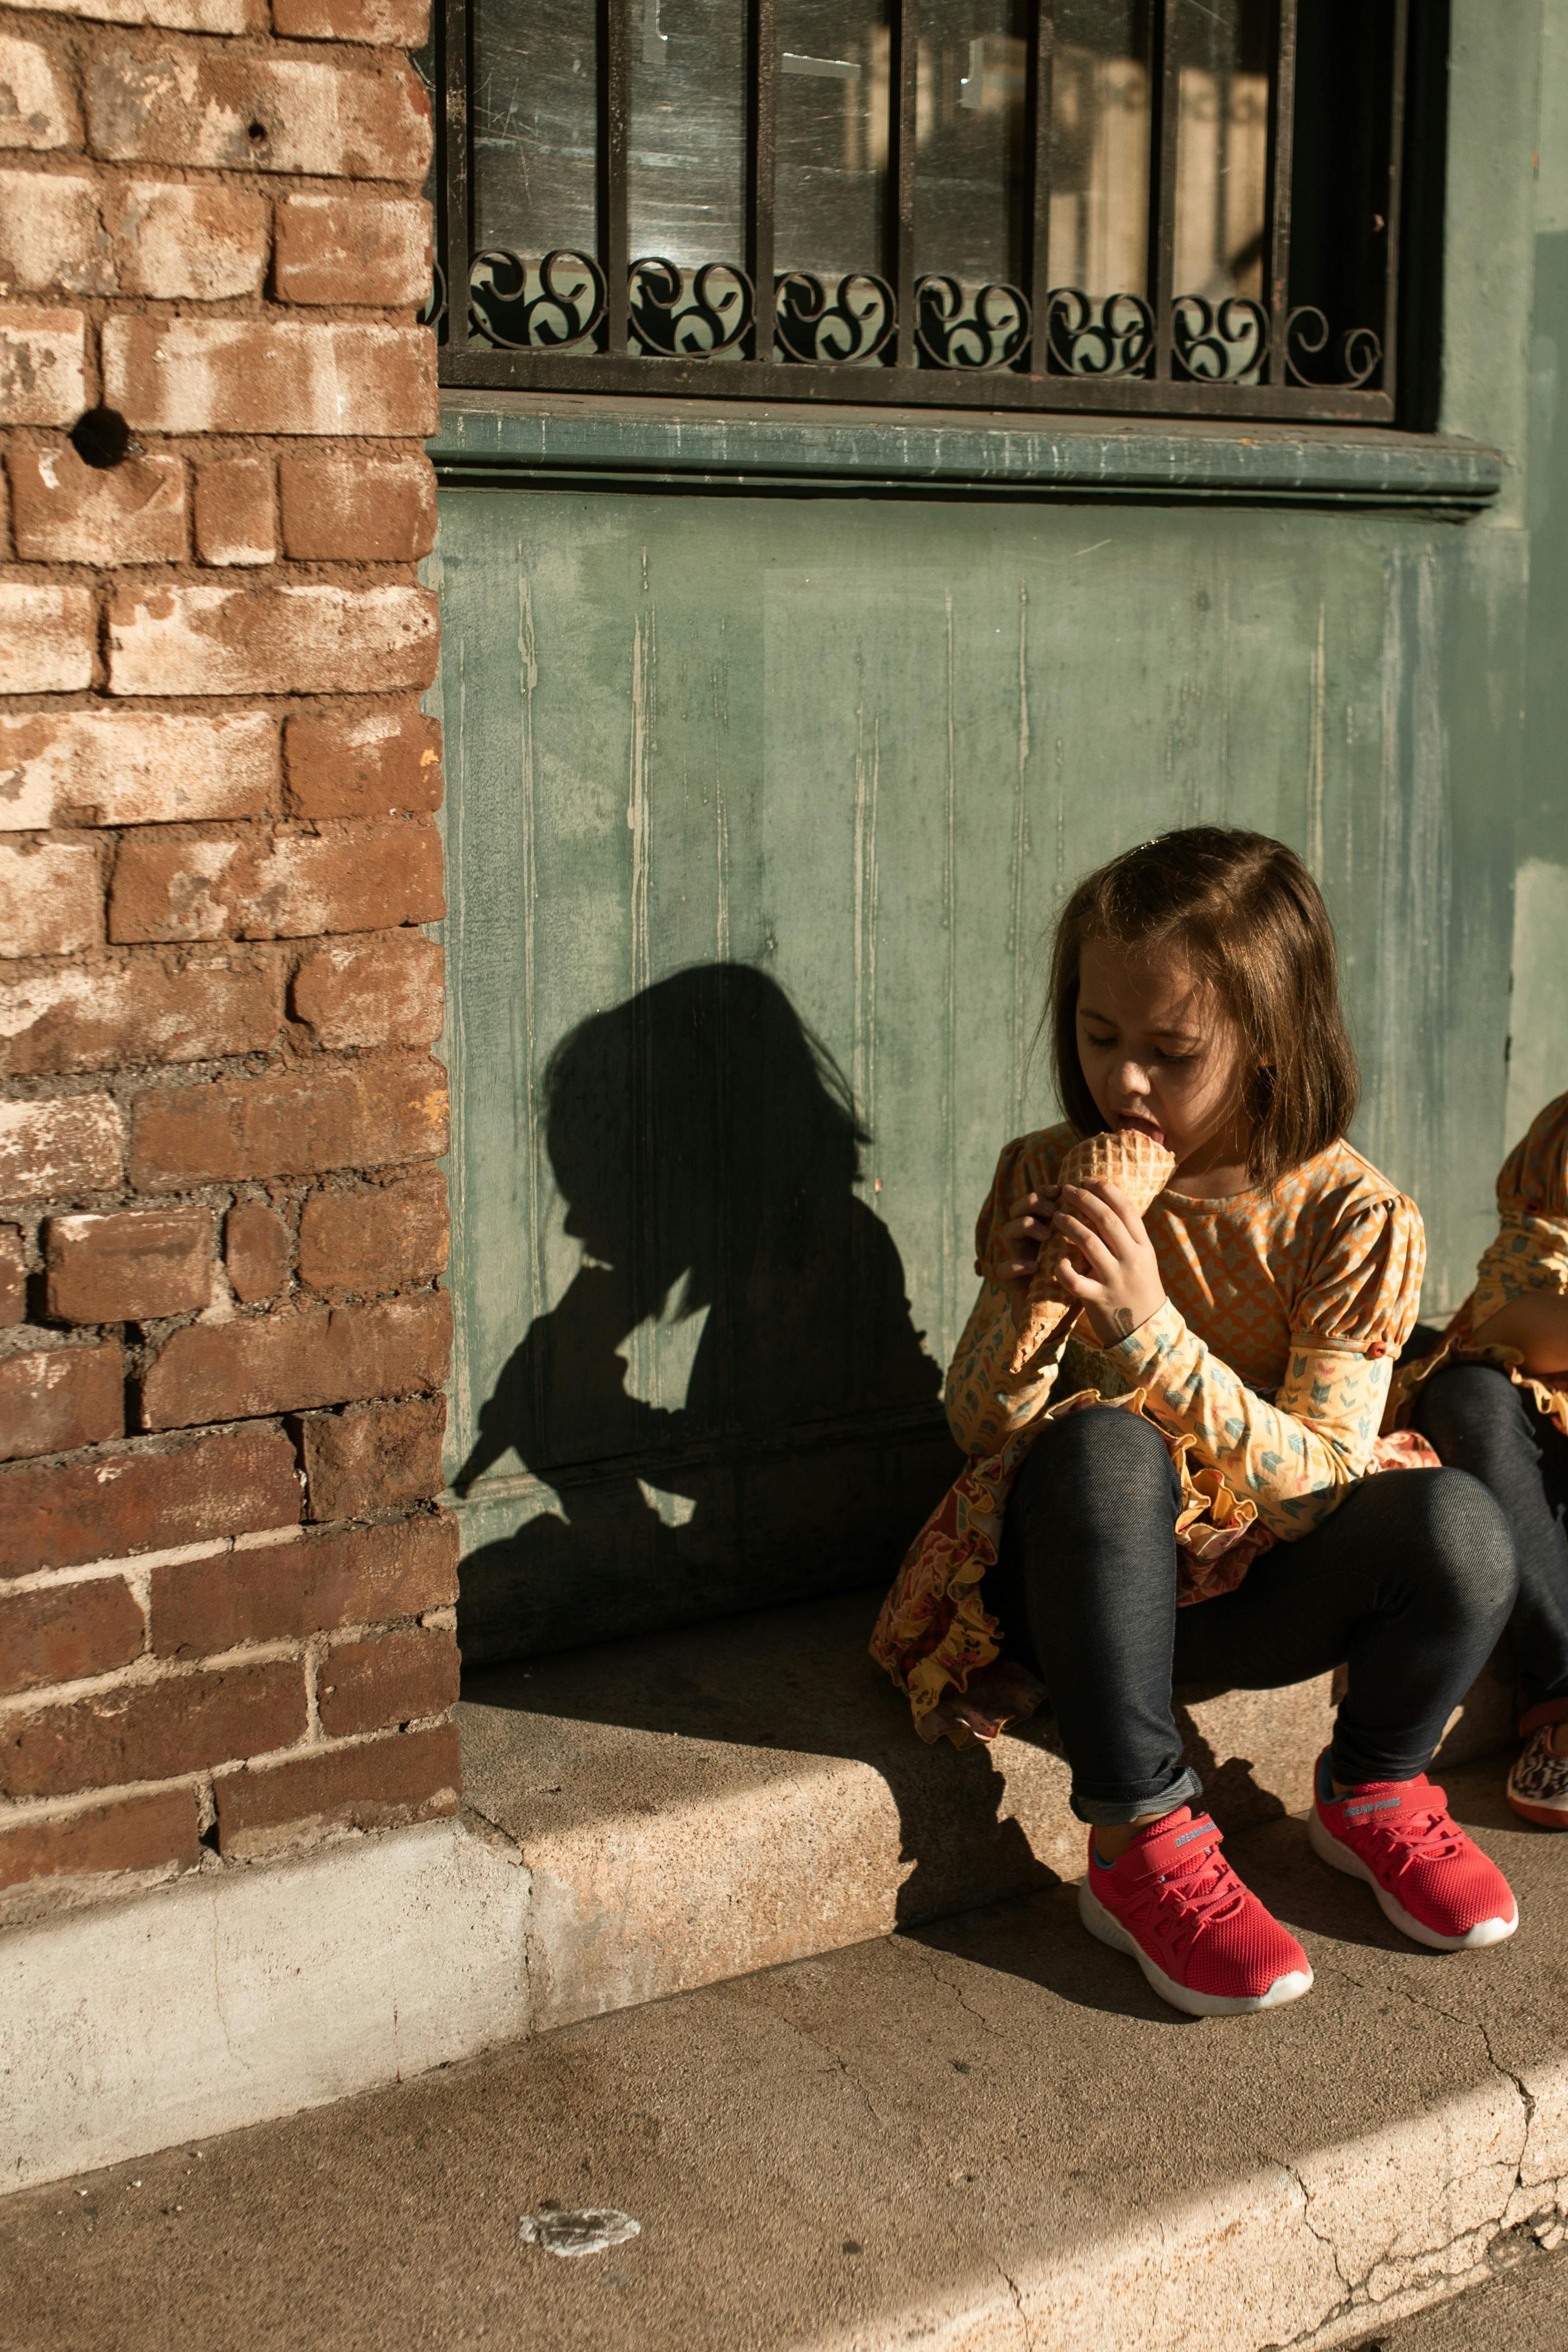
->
xmin=1048 ymin=826 xmax=1358 ymax=1187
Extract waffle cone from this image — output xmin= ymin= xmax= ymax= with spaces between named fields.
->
xmin=1007 ymin=1128 xmax=1176 ymax=1374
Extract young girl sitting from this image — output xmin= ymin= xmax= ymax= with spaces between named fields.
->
xmin=872 ymin=826 xmax=1520 ymax=2017
xmin=1397 ymin=1092 xmax=1568 ymax=1828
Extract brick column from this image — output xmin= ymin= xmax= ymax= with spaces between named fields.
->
xmin=0 ymin=0 xmax=458 ymax=1901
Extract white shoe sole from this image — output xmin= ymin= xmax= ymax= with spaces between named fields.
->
xmin=1078 ymin=1880 xmax=1314 ymax=2018
xmin=1308 ymin=1806 xmax=1518 ymax=1950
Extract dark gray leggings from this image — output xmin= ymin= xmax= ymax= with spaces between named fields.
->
xmin=989 ymin=1406 xmax=1518 ymax=1825
xmin=1412 ymin=1362 xmax=1568 ymax=1721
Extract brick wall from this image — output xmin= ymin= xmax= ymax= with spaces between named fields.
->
xmin=0 ymin=0 xmax=458 ymax=1909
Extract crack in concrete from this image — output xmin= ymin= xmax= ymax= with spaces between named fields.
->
xmin=993 ymin=2255 xmax=1035 ymax=2350
xmin=907 ymin=1942 xmax=1006 ymax=2037
xmin=757 ymin=2003 xmax=889 ymax=2130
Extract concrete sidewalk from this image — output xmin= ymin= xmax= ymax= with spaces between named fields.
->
xmin=3 ymin=1759 xmax=1566 ymax=2352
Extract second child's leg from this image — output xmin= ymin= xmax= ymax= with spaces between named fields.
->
xmin=1412 ymin=1364 xmax=1568 ymax=1823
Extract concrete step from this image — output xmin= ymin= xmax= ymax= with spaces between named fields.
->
xmin=456 ymin=1585 xmax=1515 ymax=2035
xmin=1375 ymin=2243 xmax=1568 ymax=2351
xmin=4 ymin=1759 xmax=1564 ymax=2352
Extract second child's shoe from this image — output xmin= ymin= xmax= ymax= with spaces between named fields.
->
xmin=1079 ymin=1807 xmax=1313 ymax=2018
xmin=1507 ymin=1726 xmax=1568 ymax=1829
xmin=1309 ymin=1752 xmax=1518 ymax=1950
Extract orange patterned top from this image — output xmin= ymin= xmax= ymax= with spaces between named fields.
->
xmin=946 ymin=1124 xmax=1426 ymax=1541
xmin=1391 ymin=1091 xmax=1568 ymax=1438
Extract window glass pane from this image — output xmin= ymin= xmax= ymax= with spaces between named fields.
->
xmin=629 ymin=0 xmax=746 ymax=268
xmin=1048 ymin=0 xmax=1153 ymax=300
xmin=1287 ymin=0 xmax=1393 ymax=390
xmin=1171 ymin=0 xmax=1270 ymax=303
xmin=914 ymin=2 xmax=1028 ymax=291
xmin=775 ymin=2 xmax=889 ymax=278
xmin=470 ymin=0 xmax=598 ymax=262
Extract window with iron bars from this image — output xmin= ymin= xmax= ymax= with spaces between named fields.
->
xmin=423 ymin=0 xmax=1444 ymax=425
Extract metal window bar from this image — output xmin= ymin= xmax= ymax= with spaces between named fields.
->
xmin=439 ymin=0 xmax=1409 ymax=423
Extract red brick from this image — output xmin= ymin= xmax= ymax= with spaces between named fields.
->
xmin=150 ymin=1511 xmax=455 ymax=1656
xmin=113 ymin=179 xmax=270 ymax=299
xmin=274 ymin=193 xmax=431 ymax=308
xmin=194 ymin=458 xmax=277 ymax=567
xmin=87 ymin=43 xmax=430 ymax=179
xmin=0 ymin=1577 xmax=144 ymax=1697
xmin=298 ymin=1394 xmax=444 ymax=1520
xmin=0 ymin=1094 xmax=122 ymax=1197
xmin=214 ymin=1720 xmax=458 ymax=1857
xmin=225 ymin=1201 xmax=290 ymax=1304
xmin=0 ymin=1787 xmax=201 ymax=1896
xmin=6 ymin=445 xmax=186 ymax=565
xmin=45 ymin=1207 xmax=212 ymax=1325
xmin=0 ymin=1424 xmax=300 ymax=1579
xmin=270 ymin=0 xmax=427 ymax=44
xmin=129 ymin=1054 xmax=447 ymax=1189
xmin=0 ymin=171 xmax=267 ymax=302
xmin=0 ymin=1226 xmax=24 ymax=1324
xmin=40 ymin=0 xmax=252 ymax=30
xmin=106 ymin=583 xmax=440 ymax=697
xmin=102 ymin=317 xmax=435 ymax=439
xmin=0 ymin=171 xmax=114 ymax=297
xmin=278 ymin=449 xmax=435 ymax=560
xmin=0 ymin=710 xmax=278 ymax=830
xmin=298 ymin=1167 xmax=446 ymax=1297
xmin=284 ymin=707 xmax=441 ymax=820
xmin=0 ymin=32 xmax=80 ymax=151
xmin=0 ymin=1341 xmax=123 ymax=1463
xmin=0 ymin=950 xmax=284 ymax=1078
xmin=0 ymin=583 xmax=95 ymax=693
xmin=0 ymin=1657 xmax=305 ymax=1798
xmin=318 ymin=1623 xmax=457 ymax=1738
xmin=141 ymin=1292 xmax=450 ymax=1429
xmin=290 ymin=931 xmax=443 ymax=1050
xmin=109 ymin=820 xmax=444 ymax=942
xmin=0 ymin=305 xmax=86 ymax=425
xmin=0 ymin=840 xmax=102 ymax=960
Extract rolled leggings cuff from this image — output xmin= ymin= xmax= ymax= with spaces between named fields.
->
xmin=1070 ymin=1766 xmax=1203 ymax=1828
xmin=1329 ymin=1728 xmax=1443 ymax=1789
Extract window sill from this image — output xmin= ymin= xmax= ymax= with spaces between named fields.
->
xmin=431 ymin=389 xmax=1502 ymax=511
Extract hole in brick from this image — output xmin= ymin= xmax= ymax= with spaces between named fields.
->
xmin=247 ymin=119 xmax=268 ymax=143
xmin=70 ymin=406 xmax=132 ymax=471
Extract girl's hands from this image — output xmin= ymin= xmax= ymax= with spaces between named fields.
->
xmin=1049 ymin=1180 xmax=1166 ymax=1348
xmin=990 ymin=1187 xmax=1062 ymax=1315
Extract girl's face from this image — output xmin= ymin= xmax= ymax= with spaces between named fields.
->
xmin=1074 ymin=936 xmax=1254 ymax=1185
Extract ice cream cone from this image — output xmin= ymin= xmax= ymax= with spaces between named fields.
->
xmin=1007 ymin=1128 xmax=1176 ymax=1374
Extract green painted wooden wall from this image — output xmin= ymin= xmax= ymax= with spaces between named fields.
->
xmin=430 ymin=0 xmax=1551 ymax=1666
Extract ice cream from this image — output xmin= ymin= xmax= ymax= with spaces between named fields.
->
xmin=1007 ymin=1127 xmax=1176 ymax=1375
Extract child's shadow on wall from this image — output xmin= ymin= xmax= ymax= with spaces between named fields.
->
xmin=454 ymin=962 xmax=961 ymax=1665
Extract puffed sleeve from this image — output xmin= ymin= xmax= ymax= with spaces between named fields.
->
xmin=1100 ymin=1187 xmax=1424 ymax=1541
xmin=1473 ymin=1093 xmax=1568 ymax=1325
xmin=944 ymin=1129 xmax=1077 ymax=1457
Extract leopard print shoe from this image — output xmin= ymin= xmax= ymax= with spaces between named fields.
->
xmin=1507 ymin=1725 xmax=1568 ymax=1829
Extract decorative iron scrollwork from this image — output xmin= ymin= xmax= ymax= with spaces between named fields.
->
xmin=468 ymin=247 xmax=607 ymax=351
xmin=1044 ymin=287 xmax=1154 ymax=377
xmin=914 ymin=276 xmax=1030 ymax=371
xmin=1172 ymin=294 xmax=1269 ymax=384
xmin=1284 ymin=306 xmax=1382 ymax=389
xmin=628 ymin=258 xmax=754 ymax=358
xmin=774 ymin=271 xmax=896 ymax=365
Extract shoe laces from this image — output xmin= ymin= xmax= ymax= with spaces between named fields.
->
xmin=1357 ymin=1791 xmax=1464 ymax=1877
xmin=1133 ymin=1832 xmax=1247 ymax=1952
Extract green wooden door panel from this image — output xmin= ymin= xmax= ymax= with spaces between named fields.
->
xmin=432 ymin=482 xmax=1522 ymax=1664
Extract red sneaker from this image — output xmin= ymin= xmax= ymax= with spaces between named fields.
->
xmin=1309 ymin=1752 xmax=1518 ymax=1950
xmin=1079 ymin=1807 xmax=1313 ymax=2017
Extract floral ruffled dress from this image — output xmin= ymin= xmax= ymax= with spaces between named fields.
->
xmin=1390 ymin=1091 xmax=1568 ymax=1440
xmin=871 ymin=1126 xmax=1426 ymax=1745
